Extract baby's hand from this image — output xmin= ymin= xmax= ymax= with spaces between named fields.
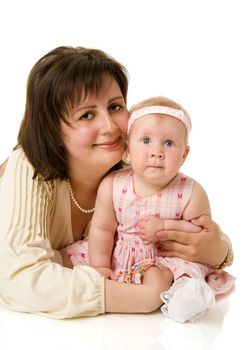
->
xmin=137 ymin=216 xmax=165 ymax=244
xmin=96 ymin=267 xmax=115 ymax=280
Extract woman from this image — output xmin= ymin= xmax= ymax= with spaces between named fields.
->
xmin=0 ymin=46 xmax=233 ymax=319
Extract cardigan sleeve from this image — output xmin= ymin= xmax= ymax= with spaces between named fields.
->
xmin=0 ymin=149 xmax=105 ymax=319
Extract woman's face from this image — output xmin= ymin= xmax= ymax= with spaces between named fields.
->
xmin=61 ymin=76 xmax=129 ymax=176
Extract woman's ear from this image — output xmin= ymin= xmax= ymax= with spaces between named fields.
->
xmin=181 ymin=145 xmax=190 ymax=164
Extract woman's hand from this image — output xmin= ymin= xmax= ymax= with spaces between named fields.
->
xmin=156 ymin=215 xmax=228 ymax=267
xmin=96 ymin=267 xmax=116 ymax=280
xmin=137 ymin=217 xmax=201 ymax=245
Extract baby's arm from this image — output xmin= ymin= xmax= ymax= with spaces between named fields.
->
xmin=182 ymin=180 xmax=211 ymax=221
xmin=88 ymin=173 xmax=118 ymax=279
xmin=137 ymin=181 xmax=211 ymax=245
xmin=138 ymin=217 xmax=201 ymax=244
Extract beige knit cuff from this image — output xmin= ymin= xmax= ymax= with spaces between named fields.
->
xmin=214 ymin=231 xmax=234 ymax=270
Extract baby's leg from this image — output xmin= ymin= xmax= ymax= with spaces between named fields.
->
xmin=105 ymin=267 xmax=172 ymax=314
xmin=121 ymin=266 xmax=173 ymax=313
xmin=143 ymin=266 xmax=173 ymax=294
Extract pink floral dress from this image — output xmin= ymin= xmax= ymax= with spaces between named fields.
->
xmin=66 ymin=169 xmax=235 ymax=294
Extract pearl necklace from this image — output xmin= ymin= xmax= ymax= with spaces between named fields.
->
xmin=66 ymin=179 xmax=95 ymax=214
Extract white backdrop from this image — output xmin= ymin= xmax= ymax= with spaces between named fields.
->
xmin=0 ymin=1 xmax=249 ymax=349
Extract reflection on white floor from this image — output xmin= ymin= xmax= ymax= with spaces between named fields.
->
xmin=158 ymin=299 xmax=229 ymax=350
xmin=0 ymin=275 xmax=248 ymax=350
xmin=100 ymin=298 xmax=229 ymax=350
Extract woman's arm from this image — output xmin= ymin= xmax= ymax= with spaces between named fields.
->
xmin=0 ymin=150 xmax=166 ymax=318
xmin=0 ymin=150 xmax=104 ymax=318
xmin=88 ymin=173 xmax=118 ymax=277
xmin=156 ymin=215 xmax=229 ymax=267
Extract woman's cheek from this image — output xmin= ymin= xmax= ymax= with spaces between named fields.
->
xmin=119 ymin=112 xmax=130 ymax=133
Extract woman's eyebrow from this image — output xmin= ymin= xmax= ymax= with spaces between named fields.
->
xmin=74 ymin=104 xmax=96 ymax=113
xmin=73 ymin=95 xmax=124 ymax=114
xmin=108 ymin=95 xmax=124 ymax=103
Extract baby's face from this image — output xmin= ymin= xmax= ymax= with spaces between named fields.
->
xmin=128 ymin=114 xmax=189 ymax=187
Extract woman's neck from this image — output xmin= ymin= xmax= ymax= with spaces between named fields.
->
xmin=69 ymin=172 xmax=100 ymax=195
xmin=68 ymin=159 xmax=107 ymax=191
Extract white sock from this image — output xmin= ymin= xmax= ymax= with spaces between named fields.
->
xmin=160 ymin=277 xmax=216 ymax=323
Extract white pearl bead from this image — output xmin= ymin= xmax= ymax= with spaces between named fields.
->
xmin=66 ymin=179 xmax=95 ymax=214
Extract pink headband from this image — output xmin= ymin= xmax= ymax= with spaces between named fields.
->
xmin=128 ymin=105 xmax=191 ymax=134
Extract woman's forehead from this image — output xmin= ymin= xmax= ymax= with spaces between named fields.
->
xmin=78 ymin=77 xmax=122 ymax=103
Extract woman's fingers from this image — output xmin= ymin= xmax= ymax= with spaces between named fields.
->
xmin=156 ymin=229 xmax=195 ymax=245
xmin=191 ymin=214 xmax=213 ymax=229
xmin=156 ymin=249 xmax=187 ymax=260
xmin=155 ymin=232 xmax=199 ymax=261
xmin=156 ymin=242 xmax=193 ymax=260
xmin=158 ymin=239 xmax=186 ymax=250
xmin=154 ymin=216 xmax=227 ymax=266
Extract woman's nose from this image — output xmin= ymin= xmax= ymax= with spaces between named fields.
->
xmin=101 ymin=113 xmax=117 ymax=133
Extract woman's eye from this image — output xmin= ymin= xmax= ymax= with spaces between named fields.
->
xmin=142 ymin=137 xmax=151 ymax=144
xmin=109 ymin=104 xmax=122 ymax=112
xmin=79 ymin=112 xmax=94 ymax=121
xmin=164 ymin=140 xmax=173 ymax=147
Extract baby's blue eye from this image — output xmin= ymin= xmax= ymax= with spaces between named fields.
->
xmin=164 ymin=140 xmax=173 ymax=147
xmin=142 ymin=137 xmax=151 ymax=144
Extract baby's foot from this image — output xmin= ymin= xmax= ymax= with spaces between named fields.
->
xmin=160 ymin=277 xmax=216 ymax=323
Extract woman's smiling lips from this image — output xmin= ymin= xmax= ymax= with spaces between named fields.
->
xmin=93 ymin=136 xmax=122 ymax=150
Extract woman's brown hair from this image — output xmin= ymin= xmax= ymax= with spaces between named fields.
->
xmin=16 ymin=46 xmax=129 ymax=180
